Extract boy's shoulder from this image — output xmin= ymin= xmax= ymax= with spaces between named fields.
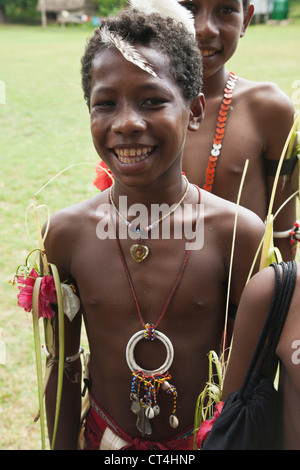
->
xmin=236 ymin=76 xmax=294 ymax=114
xmin=46 ymin=191 xmax=107 ymax=238
xmin=202 ymin=188 xmax=263 ymax=221
xmin=201 ymin=189 xmax=265 ymax=236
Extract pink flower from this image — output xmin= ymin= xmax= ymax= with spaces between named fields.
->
xmin=17 ymin=268 xmax=39 ymax=312
xmin=17 ymin=269 xmax=57 ymax=319
xmin=195 ymin=401 xmax=224 ymax=449
xmin=39 ymin=275 xmax=57 ymax=319
xmin=93 ymin=161 xmax=114 ymax=191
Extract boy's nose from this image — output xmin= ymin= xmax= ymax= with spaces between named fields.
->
xmin=195 ymin=13 xmax=219 ymax=39
xmin=111 ymin=104 xmax=146 ymax=135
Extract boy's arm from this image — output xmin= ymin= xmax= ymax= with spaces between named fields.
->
xmin=45 ymin=313 xmax=82 ymax=449
xmin=222 ymin=267 xmax=275 ymax=399
xmin=43 ymin=213 xmax=83 ymax=449
xmin=229 ymin=208 xmax=265 ymax=308
xmin=267 ymin=172 xmax=298 ymax=261
xmin=259 ymin=83 xmax=298 ymax=261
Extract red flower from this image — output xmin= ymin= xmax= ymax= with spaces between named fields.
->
xmin=93 ymin=161 xmax=114 ymax=191
xmin=39 ymin=275 xmax=57 ymax=319
xmin=195 ymin=401 xmax=224 ymax=449
xmin=17 ymin=269 xmax=57 ymax=319
xmin=17 ymin=268 xmax=39 ymax=312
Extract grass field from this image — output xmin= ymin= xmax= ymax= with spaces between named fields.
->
xmin=1 ymin=13 xmax=300 ymax=449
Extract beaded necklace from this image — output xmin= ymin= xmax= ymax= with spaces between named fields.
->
xmin=110 ymin=185 xmax=202 ymax=436
xmin=110 ymin=176 xmax=189 ymax=262
xmin=203 ymin=72 xmax=237 ymax=192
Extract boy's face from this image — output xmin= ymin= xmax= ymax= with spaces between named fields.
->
xmin=89 ymin=45 xmax=203 ymax=188
xmin=179 ymin=0 xmax=254 ymax=79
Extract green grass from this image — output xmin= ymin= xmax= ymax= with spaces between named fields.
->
xmin=228 ymin=23 xmax=300 ymax=98
xmin=0 ymin=18 xmax=299 ymax=449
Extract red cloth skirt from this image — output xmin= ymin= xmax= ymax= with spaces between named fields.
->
xmin=84 ymin=394 xmax=194 ymax=450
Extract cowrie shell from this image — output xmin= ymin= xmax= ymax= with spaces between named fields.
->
xmin=169 ymin=414 xmax=179 ymax=429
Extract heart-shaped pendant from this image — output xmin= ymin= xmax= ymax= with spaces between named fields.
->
xmin=130 ymin=243 xmax=149 ymax=262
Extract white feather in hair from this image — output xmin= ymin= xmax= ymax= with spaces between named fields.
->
xmin=99 ymin=25 xmax=158 ymax=78
xmin=129 ymin=0 xmax=195 ymax=37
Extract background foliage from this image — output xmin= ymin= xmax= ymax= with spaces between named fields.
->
xmin=0 ymin=0 xmax=128 ymax=23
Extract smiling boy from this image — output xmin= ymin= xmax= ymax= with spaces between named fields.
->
xmin=180 ymin=0 xmax=298 ymax=260
xmin=44 ymin=7 xmax=264 ymax=450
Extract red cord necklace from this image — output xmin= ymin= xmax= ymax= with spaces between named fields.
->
xmin=109 ymin=184 xmax=202 ymax=436
xmin=203 ymin=72 xmax=237 ymax=192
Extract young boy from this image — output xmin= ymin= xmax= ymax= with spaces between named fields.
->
xmin=180 ymin=0 xmax=298 ymax=260
xmin=221 ymin=262 xmax=300 ymax=449
xmin=44 ymin=8 xmax=265 ymax=450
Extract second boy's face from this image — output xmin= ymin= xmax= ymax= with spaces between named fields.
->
xmin=89 ymin=46 xmax=203 ymax=188
xmin=179 ymin=0 xmax=253 ymax=78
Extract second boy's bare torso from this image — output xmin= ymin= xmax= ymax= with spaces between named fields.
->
xmin=183 ymin=75 xmax=295 ymax=222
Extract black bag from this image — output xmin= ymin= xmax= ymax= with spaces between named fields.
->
xmin=203 ymin=261 xmax=297 ymax=450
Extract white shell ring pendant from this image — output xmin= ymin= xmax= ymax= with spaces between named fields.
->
xmin=126 ymin=330 xmax=174 ymax=375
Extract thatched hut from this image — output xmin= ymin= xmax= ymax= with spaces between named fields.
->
xmin=37 ymin=0 xmax=98 ymax=23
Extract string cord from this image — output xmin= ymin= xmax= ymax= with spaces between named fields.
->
xmin=109 ymin=185 xmax=202 ymax=328
xmin=109 ymin=175 xmax=189 ymax=234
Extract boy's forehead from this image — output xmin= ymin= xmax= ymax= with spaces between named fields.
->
xmin=90 ymin=46 xmax=186 ymax=100
xmin=92 ymin=44 xmax=171 ymax=80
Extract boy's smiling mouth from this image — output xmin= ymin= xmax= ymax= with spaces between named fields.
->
xmin=113 ymin=146 xmax=154 ymax=164
xmin=200 ymin=48 xmax=219 ymax=58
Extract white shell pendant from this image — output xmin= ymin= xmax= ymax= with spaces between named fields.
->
xmin=145 ymin=406 xmax=155 ymax=419
xmin=169 ymin=414 xmax=179 ymax=429
xmin=131 ymin=400 xmax=140 ymax=415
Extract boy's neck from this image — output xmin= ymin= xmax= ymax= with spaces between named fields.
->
xmin=112 ymin=174 xmax=189 ymax=209
xmin=202 ymin=67 xmax=230 ymax=99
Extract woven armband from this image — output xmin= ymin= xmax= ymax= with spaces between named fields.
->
xmin=264 ymin=156 xmax=298 ymax=177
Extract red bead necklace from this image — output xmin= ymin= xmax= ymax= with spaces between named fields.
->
xmin=203 ymin=72 xmax=237 ymax=192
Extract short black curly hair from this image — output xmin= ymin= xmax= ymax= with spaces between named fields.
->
xmin=81 ymin=9 xmax=202 ymax=104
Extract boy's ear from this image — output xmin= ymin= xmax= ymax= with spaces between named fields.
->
xmin=240 ymin=4 xmax=254 ymax=37
xmin=188 ymin=93 xmax=205 ymax=132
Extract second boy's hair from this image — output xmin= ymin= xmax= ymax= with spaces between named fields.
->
xmin=81 ymin=9 xmax=203 ymax=104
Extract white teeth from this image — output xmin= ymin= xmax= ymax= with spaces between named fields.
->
xmin=201 ymin=50 xmax=217 ymax=57
xmin=114 ymin=147 xmax=153 ymax=163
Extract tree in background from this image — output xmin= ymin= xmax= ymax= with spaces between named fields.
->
xmin=0 ymin=0 xmax=128 ymax=23
xmin=0 ymin=0 xmax=37 ymax=23
xmin=92 ymin=0 xmax=127 ymax=17
xmin=0 ymin=0 xmax=40 ymax=23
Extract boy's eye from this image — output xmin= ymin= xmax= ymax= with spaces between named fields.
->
xmin=219 ymin=7 xmax=235 ymax=14
xmin=93 ymin=100 xmax=115 ymax=110
xmin=142 ymin=97 xmax=165 ymax=106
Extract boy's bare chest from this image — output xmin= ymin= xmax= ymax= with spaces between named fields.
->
xmin=73 ymin=232 xmax=227 ymax=328
xmin=183 ymin=99 xmax=263 ymax=191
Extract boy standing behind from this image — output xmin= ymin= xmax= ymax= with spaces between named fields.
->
xmin=181 ymin=0 xmax=298 ymax=260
